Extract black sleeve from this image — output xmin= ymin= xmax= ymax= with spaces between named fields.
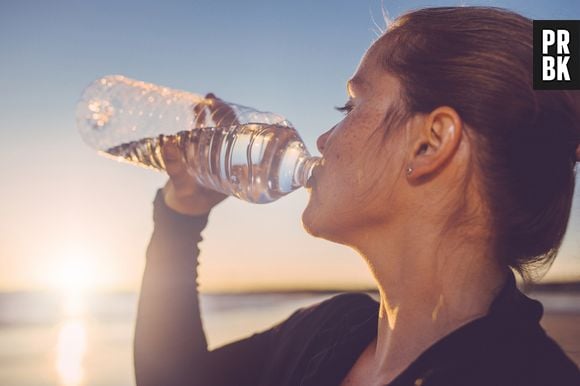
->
xmin=133 ymin=189 xmax=274 ymax=386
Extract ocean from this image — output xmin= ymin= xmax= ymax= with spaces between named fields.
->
xmin=0 ymin=290 xmax=578 ymax=386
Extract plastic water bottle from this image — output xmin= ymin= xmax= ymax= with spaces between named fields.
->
xmin=76 ymin=75 xmax=321 ymax=204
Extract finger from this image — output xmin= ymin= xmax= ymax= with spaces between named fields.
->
xmin=192 ymin=99 xmax=208 ymax=128
xmin=212 ymin=103 xmax=239 ymax=126
xmin=205 ymin=93 xmax=240 ymax=126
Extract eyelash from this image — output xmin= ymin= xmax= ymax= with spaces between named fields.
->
xmin=334 ymin=101 xmax=354 ymax=115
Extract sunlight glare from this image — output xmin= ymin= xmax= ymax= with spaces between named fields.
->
xmin=53 ymin=252 xmax=96 ymax=293
xmin=50 ymin=246 xmax=101 ymax=317
xmin=56 ymin=320 xmax=87 ymax=386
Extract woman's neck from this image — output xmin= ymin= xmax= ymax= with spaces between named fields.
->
xmin=355 ymin=224 xmax=508 ymax=384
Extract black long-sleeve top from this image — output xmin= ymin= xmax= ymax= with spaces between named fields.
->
xmin=134 ymin=190 xmax=580 ymax=386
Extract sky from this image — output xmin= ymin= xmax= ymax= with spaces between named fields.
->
xmin=0 ymin=0 xmax=579 ymax=293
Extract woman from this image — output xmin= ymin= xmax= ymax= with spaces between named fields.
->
xmin=134 ymin=7 xmax=580 ymax=386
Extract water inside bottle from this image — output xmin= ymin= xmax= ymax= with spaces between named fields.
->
xmin=105 ymin=124 xmax=314 ymax=203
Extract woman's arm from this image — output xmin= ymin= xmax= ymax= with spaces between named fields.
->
xmin=134 ymin=189 xmax=274 ymax=386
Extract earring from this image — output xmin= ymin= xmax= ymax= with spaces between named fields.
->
xmin=406 ymin=166 xmax=413 ymax=176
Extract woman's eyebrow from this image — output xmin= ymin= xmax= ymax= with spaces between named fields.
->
xmin=347 ymin=76 xmax=365 ymax=97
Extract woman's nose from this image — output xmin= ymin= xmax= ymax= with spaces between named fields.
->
xmin=316 ymin=126 xmax=335 ymax=154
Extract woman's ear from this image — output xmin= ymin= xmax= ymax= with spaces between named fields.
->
xmin=406 ymin=106 xmax=462 ymax=181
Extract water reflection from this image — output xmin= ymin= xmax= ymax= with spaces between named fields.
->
xmin=56 ymin=291 xmax=87 ymax=386
xmin=56 ymin=319 xmax=87 ymax=386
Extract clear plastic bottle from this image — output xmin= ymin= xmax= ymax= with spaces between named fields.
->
xmin=76 ymin=75 xmax=320 ymax=203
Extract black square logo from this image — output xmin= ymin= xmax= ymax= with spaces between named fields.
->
xmin=533 ymin=20 xmax=580 ymax=90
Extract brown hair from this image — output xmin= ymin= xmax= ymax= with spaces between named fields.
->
xmin=378 ymin=7 xmax=580 ymax=277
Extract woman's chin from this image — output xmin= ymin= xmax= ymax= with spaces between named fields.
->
xmin=302 ymin=193 xmax=344 ymax=240
xmin=302 ymin=205 xmax=339 ymax=241
xmin=301 ymin=200 xmax=326 ymax=238
xmin=301 ymin=205 xmax=318 ymax=236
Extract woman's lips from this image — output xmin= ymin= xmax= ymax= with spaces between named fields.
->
xmin=305 ymin=174 xmax=315 ymax=189
xmin=305 ymin=159 xmax=324 ymax=189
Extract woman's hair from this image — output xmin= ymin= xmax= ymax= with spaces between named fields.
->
xmin=378 ymin=7 xmax=580 ymax=278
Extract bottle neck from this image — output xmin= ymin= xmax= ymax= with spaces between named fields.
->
xmin=294 ymin=156 xmax=322 ymax=188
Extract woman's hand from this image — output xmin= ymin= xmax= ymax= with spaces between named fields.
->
xmin=161 ymin=93 xmax=237 ymax=216
xmin=161 ymin=138 xmax=227 ymax=216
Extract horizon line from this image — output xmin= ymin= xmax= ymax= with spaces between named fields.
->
xmin=2 ymin=279 xmax=580 ymax=295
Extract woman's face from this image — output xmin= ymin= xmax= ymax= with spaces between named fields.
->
xmin=302 ymin=40 xmax=412 ymax=245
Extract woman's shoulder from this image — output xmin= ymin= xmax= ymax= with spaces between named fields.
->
xmin=506 ymin=328 xmax=580 ymax=385
xmin=441 ymin=307 xmax=580 ymax=385
xmin=254 ymin=293 xmax=378 ymax=384
xmin=405 ymin=311 xmax=579 ymax=386
xmin=469 ymin=330 xmax=579 ymax=386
